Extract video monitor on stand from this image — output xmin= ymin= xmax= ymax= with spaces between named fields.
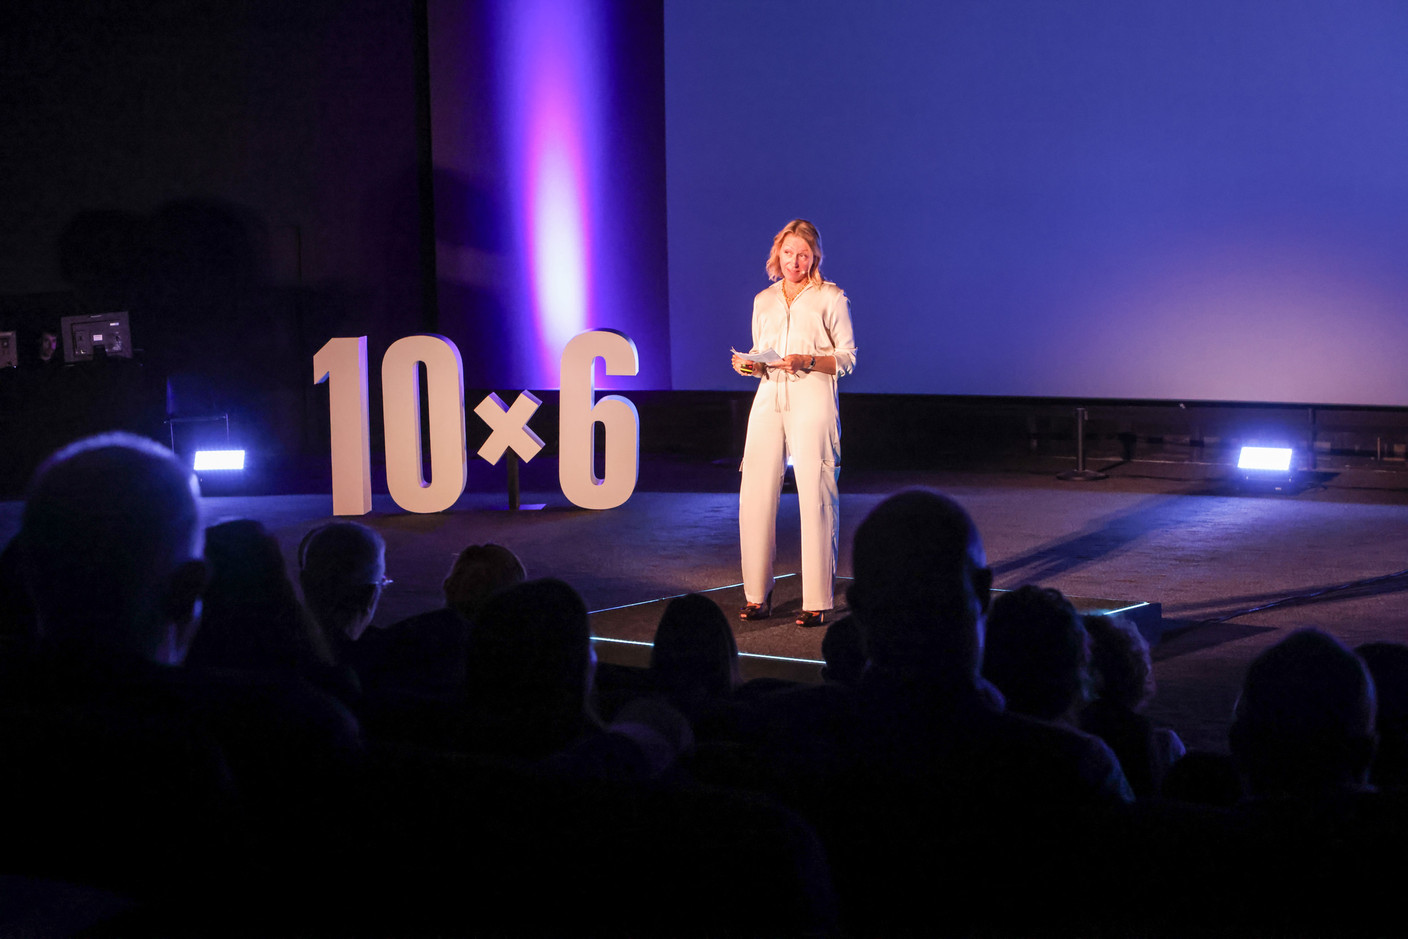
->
xmin=60 ymin=312 xmax=134 ymax=363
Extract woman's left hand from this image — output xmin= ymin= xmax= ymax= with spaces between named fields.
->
xmin=778 ymin=354 xmax=811 ymax=374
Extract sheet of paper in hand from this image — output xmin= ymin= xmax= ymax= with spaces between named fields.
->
xmin=731 ymin=347 xmax=784 ymax=365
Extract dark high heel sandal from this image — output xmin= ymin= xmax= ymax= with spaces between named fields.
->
xmin=739 ymin=591 xmax=773 ymax=621
xmin=796 ymin=610 xmax=826 ymax=628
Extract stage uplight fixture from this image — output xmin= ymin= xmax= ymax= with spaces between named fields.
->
xmin=193 ymin=449 xmax=246 ymax=472
xmin=1237 ymin=446 xmax=1293 ymax=472
xmin=1237 ymin=445 xmax=1297 ymax=492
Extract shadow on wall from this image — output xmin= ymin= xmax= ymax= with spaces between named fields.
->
xmin=0 ymin=200 xmax=380 ymax=493
xmin=429 ymin=166 xmax=520 ymax=391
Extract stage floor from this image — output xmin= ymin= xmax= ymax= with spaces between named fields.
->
xmin=5 ymin=455 xmax=1408 ymax=752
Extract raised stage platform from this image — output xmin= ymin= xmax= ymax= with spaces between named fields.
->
xmin=589 ymin=574 xmax=1162 ymax=684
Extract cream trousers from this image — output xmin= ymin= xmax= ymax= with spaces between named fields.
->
xmin=739 ymin=375 xmax=840 ymax=611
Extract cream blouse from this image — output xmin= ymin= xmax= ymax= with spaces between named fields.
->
xmin=750 ymin=280 xmax=857 ymax=382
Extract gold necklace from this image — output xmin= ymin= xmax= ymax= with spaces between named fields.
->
xmin=783 ymin=281 xmax=806 ymax=305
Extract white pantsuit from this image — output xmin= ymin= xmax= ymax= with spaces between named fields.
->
xmin=740 ymin=280 xmax=856 ymax=612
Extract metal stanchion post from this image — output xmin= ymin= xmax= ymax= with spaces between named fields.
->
xmin=1057 ymin=406 xmax=1108 ymax=481
xmin=507 ymin=451 xmax=520 ymax=511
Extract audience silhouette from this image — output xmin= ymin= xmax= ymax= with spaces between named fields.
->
xmin=298 ymin=520 xmax=387 ymax=654
xmin=695 ymin=489 xmax=1132 ymax=935
xmin=355 ymin=542 xmax=525 ymax=701
xmin=1080 ymin=612 xmax=1186 ymax=798
xmin=1 ymin=433 xmax=359 ymax=929
xmin=18 ymin=433 xmax=207 ymax=669
xmin=1231 ymin=627 xmax=1376 ymax=801
xmin=458 ymin=577 xmax=600 ymax=760
xmin=13 ymin=431 xmax=1408 ymax=937
xmin=444 ymin=542 xmax=527 ymax=620
xmin=1206 ymin=628 xmax=1400 ymax=936
xmin=982 ymin=583 xmax=1091 ymax=725
xmin=649 ymin=592 xmax=742 ymax=723
xmin=185 ymin=518 xmax=354 ymax=700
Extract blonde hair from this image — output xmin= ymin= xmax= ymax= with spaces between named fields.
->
xmin=766 ymin=218 xmax=824 ymax=285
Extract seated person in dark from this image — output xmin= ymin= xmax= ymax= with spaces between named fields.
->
xmin=297 ymin=520 xmax=387 ymax=663
xmin=649 ymin=592 xmax=742 ymax=724
xmin=981 ymin=583 xmax=1092 ymax=726
xmin=699 ymin=489 xmax=1133 ymax=935
xmin=3 ymin=433 xmax=232 ymax=905
xmin=1231 ymin=627 xmax=1377 ymax=803
xmin=1214 ymin=628 xmax=1397 ymax=935
xmin=15 ymin=433 xmax=209 ymax=677
xmin=6 ymin=433 xmax=361 ymax=923
xmin=185 ymin=518 xmax=355 ymax=702
xmin=1080 ymin=612 xmax=1185 ymax=799
xmin=840 ymin=491 xmax=1131 ymax=800
xmin=459 ymin=577 xmax=689 ymax=779
xmin=354 ymin=542 xmax=525 ymax=701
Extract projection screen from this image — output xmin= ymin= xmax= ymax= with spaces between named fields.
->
xmin=665 ymin=0 xmax=1408 ymax=405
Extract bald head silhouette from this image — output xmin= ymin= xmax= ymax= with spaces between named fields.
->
xmin=847 ymin=489 xmax=993 ymax=680
xmin=1231 ymin=628 xmax=1377 ymax=799
xmin=20 ymin=432 xmax=207 ymax=665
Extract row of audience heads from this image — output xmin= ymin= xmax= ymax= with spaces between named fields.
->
xmin=2 ymin=433 xmax=524 ymax=666
xmin=196 ymin=517 xmax=527 ymax=666
xmin=4 ymin=431 xmax=1401 ymax=802
xmin=969 ymin=582 xmax=1399 ymax=799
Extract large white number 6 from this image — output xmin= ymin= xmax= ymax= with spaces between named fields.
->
xmin=559 ymin=329 xmax=639 ymax=510
xmin=313 ymin=336 xmax=372 ymax=516
xmin=382 ymin=335 xmax=469 ymax=514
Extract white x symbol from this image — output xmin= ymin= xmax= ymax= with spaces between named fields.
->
xmin=475 ymin=391 xmax=545 ymax=464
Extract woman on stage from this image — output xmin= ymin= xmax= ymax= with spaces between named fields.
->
xmin=731 ymin=219 xmax=857 ymax=628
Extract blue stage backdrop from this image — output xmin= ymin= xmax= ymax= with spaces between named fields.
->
xmin=666 ymin=0 xmax=1408 ymax=406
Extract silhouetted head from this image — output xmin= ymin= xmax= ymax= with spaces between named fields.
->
xmin=298 ymin=522 xmax=386 ymax=644
xmin=820 ymin=614 xmax=865 ymax=687
xmin=18 ymin=432 xmax=207 ymax=665
xmin=187 ymin=519 xmax=331 ymax=672
xmin=982 ymin=585 xmax=1090 ymax=722
xmin=650 ymin=593 xmax=741 ymax=703
xmin=465 ymin=578 xmax=596 ymax=753
xmin=1085 ymin=613 xmax=1154 ymax=712
xmin=442 ymin=543 xmax=526 ymax=622
xmin=1355 ymin=641 xmax=1408 ymax=789
xmin=847 ymin=489 xmax=992 ymax=681
xmin=1230 ymin=628 xmax=1377 ymax=800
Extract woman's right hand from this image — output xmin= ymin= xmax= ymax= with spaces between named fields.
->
xmin=732 ymin=353 xmax=761 ymax=377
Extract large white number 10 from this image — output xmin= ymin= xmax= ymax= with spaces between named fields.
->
xmin=313 ymin=330 xmax=639 ymax=514
xmin=312 ymin=336 xmax=372 ymax=516
xmin=382 ymin=335 xmax=468 ymax=514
